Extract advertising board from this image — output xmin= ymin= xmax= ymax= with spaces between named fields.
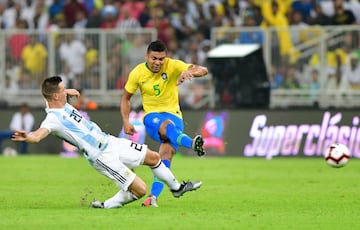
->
xmin=188 ymin=110 xmax=360 ymax=158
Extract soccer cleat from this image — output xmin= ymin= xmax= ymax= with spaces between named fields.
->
xmin=171 ymin=180 xmax=202 ymax=198
xmin=141 ymin=195 xmax=159 ymax=207
xmin=192 ymin=135 xmax=206 ymax=157
xmin=90 ymin=199 xmax=104 ymax=208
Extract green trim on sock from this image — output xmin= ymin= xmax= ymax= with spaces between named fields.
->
xmin=176 ymin=133 xmax=186 ymax=145
xmin=153 ymin=176 xmax=164 ymax=183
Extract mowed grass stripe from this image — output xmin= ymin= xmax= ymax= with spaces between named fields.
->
xmin=0 ymin=155 xmax=360 ymax=230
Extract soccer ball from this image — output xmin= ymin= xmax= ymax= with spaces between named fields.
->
xmin=2 ymin=147 xmax=18 ymax=157
xmin=324 ymin=143 xmax=350 ymax=168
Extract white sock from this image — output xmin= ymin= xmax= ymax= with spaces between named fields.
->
xmin=104 ymin=190 xmax=138 ymax=208
xmin=151 ymin=160 xmax=180 ymax=191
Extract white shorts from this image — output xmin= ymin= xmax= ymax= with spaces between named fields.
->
xmin=92 ymin=136 xmax=148 ymax=191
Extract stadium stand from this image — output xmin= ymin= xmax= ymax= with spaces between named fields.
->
xmin=0 ymin=0 xmax=359 ymax=109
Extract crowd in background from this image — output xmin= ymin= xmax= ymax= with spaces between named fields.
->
xmin=1 ymin=0 xmax=360 ymax=108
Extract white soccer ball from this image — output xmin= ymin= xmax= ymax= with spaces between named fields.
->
xmin=324 ymin=143 xmax=350 ymax=168
xmin=3 ymin=147 xmax=18 ymax=157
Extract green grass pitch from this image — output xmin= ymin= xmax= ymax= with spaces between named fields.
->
xmin=1 ymin=155 xmax=360 ymax=230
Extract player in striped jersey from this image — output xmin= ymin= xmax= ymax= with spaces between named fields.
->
xmin=11 ymin=76 xmax=201 ymax=209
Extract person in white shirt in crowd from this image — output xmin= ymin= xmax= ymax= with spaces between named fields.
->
xmin=343 ymin=53 xmax=360 ymax=88
xmin=0 ymin=102 xmax=34 ymax=154
xmin=59 ymin=33 xmax=86 ymax=88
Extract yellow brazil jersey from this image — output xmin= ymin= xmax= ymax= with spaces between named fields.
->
xmin=21 ymin=43 xmax=48 ymax=75
xmin=125 ymin=58 xmax=190 ymax=118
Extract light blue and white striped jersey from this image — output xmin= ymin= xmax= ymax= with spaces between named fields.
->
xmin=40 ymin=103 xmax=109 ymax=160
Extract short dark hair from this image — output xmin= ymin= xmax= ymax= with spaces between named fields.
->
xmin=41 ymin=76 xmax=62 ymax=100
xmin=19 ymin=102 xmax=29 ymax=110
xmin=147 ymin=40 xmax=167 ymax=53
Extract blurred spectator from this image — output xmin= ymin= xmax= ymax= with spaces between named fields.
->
xmin=281 ymin=66 xmax=301 ymax=89
xmin=62 ymin=0 xmax=87 ymax=28
xmin=118 ymin=0 xmax=145 ymax=21
xmin=244 ymin=1 xmax=263 ymax=26
xmin=183 ymin=39 xmax=200 ymax=64
xmin=261 ymin=0 xmax=294 ymax=63
xmin=3 ymin=0 xmax=21 ymax=29
xmin=49 ymin=0 xmax=65 ymax=20
xmin=167 ymin=39 xmax=183 ymax=59
xmin=0 ymin=3 xmax=6 ymax=28
xmin=73 ymin=9 xmax=87 ymax=30
xmin=310 ymin=3 xmax=332 ymax=26
xmin=347 ymin=0 xmax=360 ymax=24
xmin=169 ymin=2 xmax=196 ymax=36
xmin=7 ymin=18 xmax=29 ymax=63
xmin=145 ymin=8 xmax=173 ymax=45
xmin=84 ymin=38 xmax=99 ymax=74
xmin=116 ymin=6 xmax=141 ymax=29
xmin=179 ymin=52 xmax=211 ymax=109
xmin=289 ymin=10 xmax=309 ymax=45
xmin=46 ymin=13 xmax=66 ymax=31
xmin=59 ymin=64 xmax=74 ymax=88
xmin=179 ymin=76 xmax=209 ymax=109
xmin=269 ymin=65 xmax=283 ymax=88
xmin=0 ymin=102 xmax=34 ymax=154
xmin=73 ymin=9 xmax=87 ymax=40
xmin=343 ymin=53 xmax=360 ymax=89
xmin=83 ymin=0 xmax=103 ymax=15
xmin=21 ymin=34 xmax=48 ymax=82
xmin=86 ymin=6 xmax=102 ymax=28
xmin=292 ymin=10 xmax=322 ymax=45
xmin=106 ymin=52 xmax=125 ymax=89
xmin=308 ymin=68 xmax=321 ymax=107
xmin=309 ymin=45 xmax=348 ymax=82
xmin=331 ymin=0 xmax=356 ymax=25
xmin=20 ymin=0 xmax=35 ymax=28
xmin=291 ymin=0 xmax=313 ymax=24
xmin=100 ymin=4 xmax=118 ymax=29
xmin=238 ymin=9 xmax=264 ymax=44
xmin=5 ymin=59 xmax=21 ymax=91
xmin=323 ymin=50 xmax=350 ymax=100
xmin=138 ymin=3 xmax=151 ymax=27
xmin=320 ymin=0 xmax=335 ymax=17
xmin=18 ymin=68 xmax=38 ymax=89
xmin=126 ymin=35 xmax=147 ymax=68
xmin=118 ymin=69 xmax=132 ymax=91
xmin=32 ymin=2 xmax=49 ymax=31
xmin=197 ymin=38 xmax=211 ymax=67
xmin=59 ymin=34 xmax=86 ymax=88
xmin=196 ymin=15 xmax=211 ymax=40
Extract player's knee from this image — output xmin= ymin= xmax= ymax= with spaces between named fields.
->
xmin=160 ymin=149 xmax=175 ymax=160
xmin=159 ymin=120 xmax=173 ymax=138
xmin=145 ymin=149 xmax=161 ymax=165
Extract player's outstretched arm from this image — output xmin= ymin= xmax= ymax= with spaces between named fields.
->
xmin=187 ymin=65 xmax=208 ymax=77
xmin=177 ymin=65 xmax=209 ymax=86
xmin=120 ymin=90 xmax=137 ymax=136
xmin=12 ymin=128 xmax=50 ymax=143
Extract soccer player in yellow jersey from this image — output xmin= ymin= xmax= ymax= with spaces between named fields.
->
xmin=121 ymin=40 xmax=209 ymax=207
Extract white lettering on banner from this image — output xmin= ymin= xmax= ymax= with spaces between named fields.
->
xmin=244 ymin=112 xmax=360 ymax=159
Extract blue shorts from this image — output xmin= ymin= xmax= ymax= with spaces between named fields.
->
xmin=143 ymin=112 xmax=184 ymax=151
